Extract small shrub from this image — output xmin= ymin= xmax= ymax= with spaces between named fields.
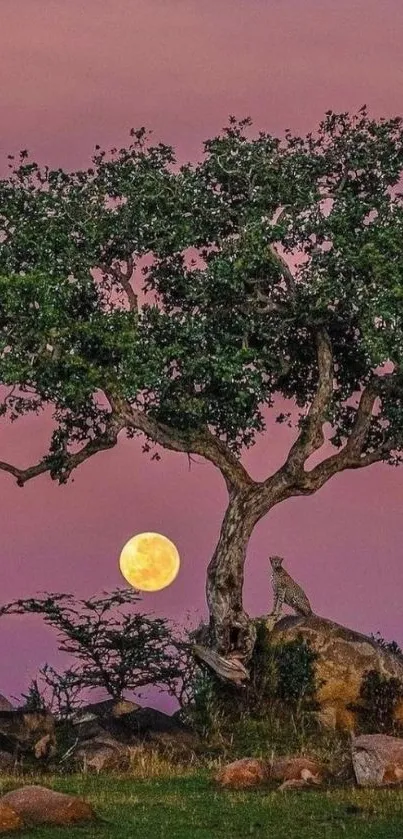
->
xmin=371 ymin=632 xmax=403 ymax=662
xmin=19 ymin=678 xmax=47 ymax=711
xmin=358 ymin=669 xmax=403 ymax=733
xmin=271 ymin=635 xmax=318 ymax=708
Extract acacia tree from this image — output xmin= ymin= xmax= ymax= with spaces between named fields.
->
xmin=1 ymin=109 xmax=403 ymax=670
xmin=6 ymin=589 xmax=183 ymax=702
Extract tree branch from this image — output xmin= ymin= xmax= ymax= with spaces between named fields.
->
xmin=104 ymin=389 xmax=254 ymax=492
xmin=130 ymin=410 xmax=254 ymax=493
xmin=0 ymin=416 xmax=125 ymax=486
xmin=283 ymin=328 xmax=334 ymax=472
xmin=273 ymin=373 xmax=400 ymax=500
xmin=269 ymin=244 xmax=296 ymax=296
xmin=248 ymin=363 xmax=401 ymax=522
xmin=99 ymin=257 xmax=137 ymax=310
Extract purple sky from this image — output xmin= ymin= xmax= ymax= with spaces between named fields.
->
xmin=1 ymin=0 xmax=403 ymax=709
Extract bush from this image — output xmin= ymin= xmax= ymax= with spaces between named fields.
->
xmin=183 ymin=621 xmax=320 ymax=755
xmin=371 ymin=632 xmax=403 ymax=662
xmin=358 ymin=669 xmax=403 ymax=734
xmin=5 ymin=589 xmax=185 ymax=712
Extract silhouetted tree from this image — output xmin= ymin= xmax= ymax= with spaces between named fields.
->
xmin=7 ymin=589 xmax=182 ymax=701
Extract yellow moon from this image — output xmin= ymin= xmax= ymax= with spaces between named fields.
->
xmin=119 ymin=532 xmax=180 ymax=592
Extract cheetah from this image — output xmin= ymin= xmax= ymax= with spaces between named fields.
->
xmin=269 ymin=555 xmax=312 ymax=619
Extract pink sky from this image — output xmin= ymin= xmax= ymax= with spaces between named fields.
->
xmin=1 ymin=0 xmax=403 ymax=708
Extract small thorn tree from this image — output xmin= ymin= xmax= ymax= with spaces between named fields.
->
xmin=1 ymin=109 xmax=403 ymax=662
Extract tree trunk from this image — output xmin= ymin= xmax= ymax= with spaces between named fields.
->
xmin=205 ymin=490 xmax=262 ymax=664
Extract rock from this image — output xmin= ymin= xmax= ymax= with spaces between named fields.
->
xmin=124 ymin=707 xmax=187 ymax=736
xmin=215 ymin=758 xmax=269 ymax=789
xmin=270 ymin=756 xmax=325 ymax=790
xmin=71 ymin=698 xmax=139 ymax=725
xmin=0 ymin=803 xmax=23 ymax=832
xmin=352 ymin=734 xmax=403 ymax=786
xmin=106 ymin=706 xmax=189 ymax=743
xmin=0 ymin=696 xmax=13 ymax=713
xmin=268 ymin=614 xmax=403 ymax=732
xmin=0 ymin=785 xmax=96 ymax=825
xmin=0 ymin=710 xmax=56 ymax=756
xmin=74 ymin=736 xmax=131 ymax=773
xmin=70 ymin=718 xmax=106 ymax=742
xmin=215 ymin=755 xmax=325 ymax=790
xmin=34 ymin=733 xmax=56 ymax=760
xmin=71 ymin=699 xmax=141 ymax=743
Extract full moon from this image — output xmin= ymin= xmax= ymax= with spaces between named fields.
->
xmin=119 ymin=532 xmax=180 ymax=592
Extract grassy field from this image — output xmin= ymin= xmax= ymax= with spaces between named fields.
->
xmin=2 ymin=770 xmax=403 ymax=839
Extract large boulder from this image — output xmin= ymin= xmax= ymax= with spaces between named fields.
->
xmin=268 ymin=614 xmax=403 ymax=731
xmin=0 ymin=785 xmax=96 ymax=826
xmin=352 ymin=734 xmax=403 ymax=786
xmin=70 ymin=698 xmax=139 ymax=743
xmin=71 ymin=698 xmax=139 ymax=725
xmin=101 ymin=706 xmax=191 ymax=742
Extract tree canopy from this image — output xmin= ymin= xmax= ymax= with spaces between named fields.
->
xmin=1 ymin=108 xmax=403 ymax=495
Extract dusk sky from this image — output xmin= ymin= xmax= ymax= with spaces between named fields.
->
xmin=1 ymin=0 xmax=403 ymax=708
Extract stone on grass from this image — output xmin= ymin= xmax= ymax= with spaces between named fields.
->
xmin=215 ymin=758 xmax=269 ymax=789
xmin=270 ymin=756 xmax=325 ymax=790
xmin=0 ymin=785 xmax=96 ymax=825
xmin=352 ymin=734 xmax=403 ymax=787
xmin=215 ymin=755 xmax=325 ymax=791
xmin=0 ymin=803 xmax=23 ymax=832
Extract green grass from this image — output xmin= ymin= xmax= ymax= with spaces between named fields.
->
xmin=2 ymin=771 xmax=403 ymax=838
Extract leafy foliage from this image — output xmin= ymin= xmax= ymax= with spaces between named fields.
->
xmin=371 ymin=632 xmax=403 ymax=662
xmin=183 ymin=622 xmax=319 ymax=744
xmin=270 ymin=635 xmax=319 ymax=707
xmin=1 ymin=109 xmax=403 ymax=480
xmin=5 ymin=589 xmax=183 ymax=703
xmin=19 ymin=677 xmax=47 ymax=711
xmin=358 ymin=669 xmax=403 ymax=734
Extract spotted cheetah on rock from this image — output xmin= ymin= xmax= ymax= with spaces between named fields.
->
xmin=269 ymin=555 xmax=312 ymax=619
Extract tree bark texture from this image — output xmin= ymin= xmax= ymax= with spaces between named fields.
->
xmin=205 ymin=490 xmax=262 ymax=663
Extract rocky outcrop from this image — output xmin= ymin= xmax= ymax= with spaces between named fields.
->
xmin=268 ymin=614 xmax=403 ymax=731
xmin=67 ymin=702 xmax=199 ymax=767
xmin=352 ymin=734 xmax=403 ymax=786
xmin=76 ymin=705 xmax=193 ymax=744
xmin=71 ymin=698 xmax=139 ymax=726
xmin=0 ymin=786 xmax=96 ymax=826
xmin=70 ymin=698 xmax=139 ymax=743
